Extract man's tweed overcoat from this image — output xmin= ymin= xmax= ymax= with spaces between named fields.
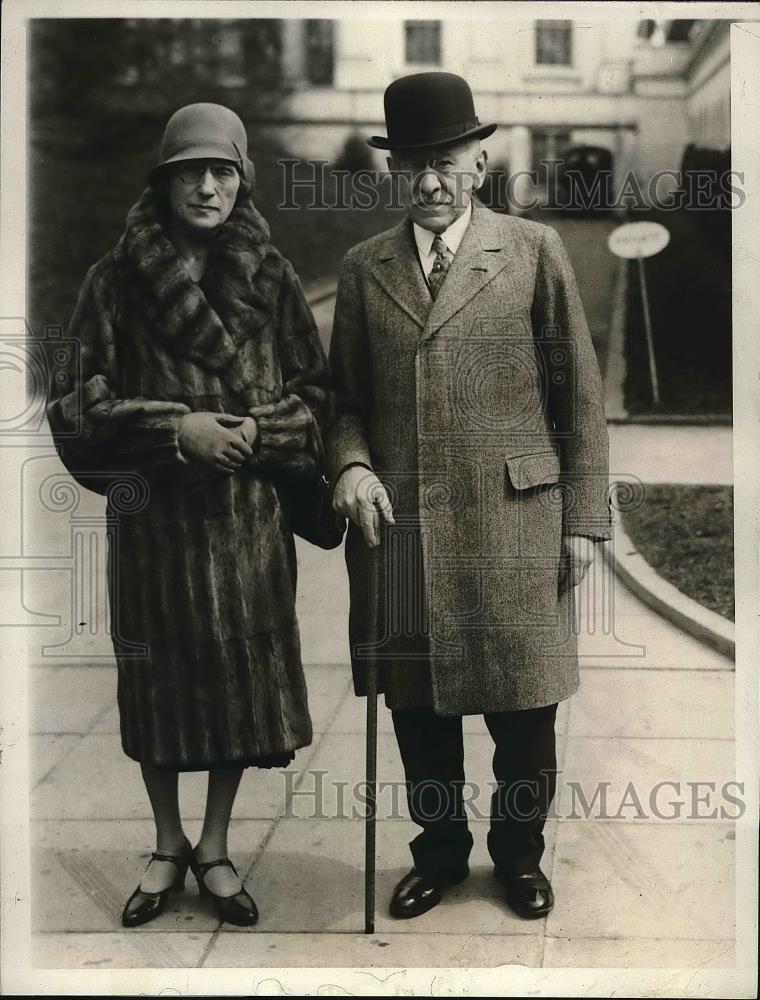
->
xmin=47 ymin=188 xmax=333 ymax=769
xmin=327 ymin=202 xmax=611 ymax=714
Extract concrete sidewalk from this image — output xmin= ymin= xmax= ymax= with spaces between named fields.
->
xmin=27 ymin=494 xmax=735 ymax=970
xmin=609 ymin=423 xmax=733 ymax=485
xmin=532 ymin=212 xmax=619 ymax=379
xmin=29 ymin=553 xmax=735 ymax=969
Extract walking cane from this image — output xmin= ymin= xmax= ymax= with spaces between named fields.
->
xmin=364 ymin=544 xmax=380 ymax=934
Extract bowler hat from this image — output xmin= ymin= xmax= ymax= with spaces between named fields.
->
xmin=150 ymin=103 xmax=255 ymax=185
xmin=367 ymin=72 xmax=497 ymax=151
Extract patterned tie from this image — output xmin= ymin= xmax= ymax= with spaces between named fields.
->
xmin=427 ymin=235 xmax=453 ymax=301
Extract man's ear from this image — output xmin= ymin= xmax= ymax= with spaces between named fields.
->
xmin=473 ymin=147 xmax=488 ymax=191
xmin=386 ymin=155 xmax=394 ymax=173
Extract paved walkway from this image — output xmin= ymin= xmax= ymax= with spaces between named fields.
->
xmin=529 ymin=211 xmax=619 ymax=379
xmin=23 ymin=415 xmax=735 ymax=971
xmin=609 ymin=423 xmax=733 ymax=485
xmin=28 ymin=544 xmax=735 ymax=970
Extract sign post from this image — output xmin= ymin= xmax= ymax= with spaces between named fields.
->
xmin=608 ymin=221 xmax=670 ymax=406
xmin=636 ymin=255 xmax=659 ymax=405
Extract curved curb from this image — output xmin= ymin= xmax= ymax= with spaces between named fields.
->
xmin=602 ymin=497 xmax=735 ymax=662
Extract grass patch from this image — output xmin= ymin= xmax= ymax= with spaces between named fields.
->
xmin=29 ymin=112 xmax=399 ymax=339
xmin=624 ymin=207 xmax=731 ymax=417
xmin=621 ymin=484 xmax=734 ymax=620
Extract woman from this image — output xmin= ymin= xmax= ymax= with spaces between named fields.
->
xmin=46 ymin=104 xmax=334 ymax=927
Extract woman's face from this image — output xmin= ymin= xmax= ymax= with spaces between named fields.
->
xmin=167 ymin=159 xmax=241 ymax=233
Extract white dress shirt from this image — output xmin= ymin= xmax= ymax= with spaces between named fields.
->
xmin=412 ymin=202 xmax=473 ymax=279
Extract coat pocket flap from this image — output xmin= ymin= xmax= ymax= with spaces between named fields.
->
xmin=505 ymin=452 xmax=561 ymax=490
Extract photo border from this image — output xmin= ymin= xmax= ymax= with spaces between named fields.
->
xmin=1 ymin=1 xmax=757 ymax=995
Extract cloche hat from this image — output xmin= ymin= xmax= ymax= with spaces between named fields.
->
xmin=150 ymin=103 xmax=255 ymax=184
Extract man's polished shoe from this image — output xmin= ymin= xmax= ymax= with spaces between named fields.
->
xmin=496 ymin=866 xmax=554 ymax=919
xmin=389 ymin=864 xmax=469 ymax=919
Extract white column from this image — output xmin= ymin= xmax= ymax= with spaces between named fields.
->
xmin=509 ymin=125 xmax=533 ymax=215
xmin=614 ymin=127 xmax=637 ymax=207
xmin=281 ymin=20 xmax=307 ymax=88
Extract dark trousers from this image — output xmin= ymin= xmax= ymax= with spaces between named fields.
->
xmin=391 ymin=703 xmax=558 ymax=878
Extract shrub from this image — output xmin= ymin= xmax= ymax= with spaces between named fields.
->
xmin=334 ymin=133 xmax=375 ymax=175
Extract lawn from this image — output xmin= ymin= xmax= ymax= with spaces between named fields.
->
xmin=621 ymin=484 xmax=734 ymax=620
xmin=28 ymin=112 xmax=400 ymax=341
xmin=624 ymin=206 xmax=732 ymax=417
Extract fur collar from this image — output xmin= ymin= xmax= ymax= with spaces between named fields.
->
xmin=113 ymin=187 xmax=276 ymax=397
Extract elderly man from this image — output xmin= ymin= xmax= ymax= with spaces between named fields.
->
xmin=327 ymin=72 xmax=611 ymax=920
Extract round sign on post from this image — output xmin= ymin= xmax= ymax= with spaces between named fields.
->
xmin=608 ymin=221 xmax=670 ymax=406
xmin=608 ymin=221 xmax=670 ymax=259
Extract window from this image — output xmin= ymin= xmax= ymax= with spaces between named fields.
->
xmin=666 ymin=20 xmax=696 ymax=43
xmin=305 ymin=20 xmax=334 ymax=85
xmin=405 ymin=21 xmax=441 ymax=65
xmin=535 ymin=20 xmax=573 ymax=66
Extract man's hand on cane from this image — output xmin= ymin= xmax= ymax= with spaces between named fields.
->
xmin=333 ymin=466 xmax=395 ymax=548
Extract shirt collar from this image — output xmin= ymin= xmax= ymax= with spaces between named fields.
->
xmin=413 ymin=201 xmax=473 ymax=259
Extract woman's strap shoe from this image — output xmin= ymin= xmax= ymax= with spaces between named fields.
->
xmin=496 ymin=867 xmax=554 ymax=919
xmin=121 ymin=838 xmax=192 ymax=928
xmin=190 ymin=854 xmax=259 ymax=926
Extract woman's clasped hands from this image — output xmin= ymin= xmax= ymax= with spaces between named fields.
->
xmin=178 ymin=412 xmax=259 ymax=472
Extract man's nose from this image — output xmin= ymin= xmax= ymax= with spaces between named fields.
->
xmin=417 ymin=169 xmax=441 ymax=197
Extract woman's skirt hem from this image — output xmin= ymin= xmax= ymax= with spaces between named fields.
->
xmin=123 ymin=748 xmax=299 ymax=772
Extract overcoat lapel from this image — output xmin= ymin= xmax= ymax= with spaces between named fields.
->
xmin=367 ymin=202 xmax=518 ymax=337
xmin=371 ymin=220 xmax=431 ymax=329
xmin=423 ymin=201 xmax=513 ymax=338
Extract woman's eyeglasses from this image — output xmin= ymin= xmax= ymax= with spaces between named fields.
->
xmin=175 ymin=164 xmax=239 ymax=187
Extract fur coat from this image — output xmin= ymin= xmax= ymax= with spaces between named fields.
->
xmin=47 ymin=187 xmax=333 ymax=769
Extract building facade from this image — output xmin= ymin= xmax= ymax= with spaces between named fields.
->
xmin=273 ymin=16 xmax=731 ymax=207
xmin=74 ymin=15 xmax=732 ymax=210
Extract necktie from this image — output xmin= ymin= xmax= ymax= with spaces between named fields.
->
xmin=427 ymin=235 xmax=453 ymax=301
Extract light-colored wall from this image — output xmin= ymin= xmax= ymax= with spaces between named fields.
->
xmin=279 ymin=89 xmax=688 ymax=180
xmin=332 ymin=18 xmax=637 ymax=96
xmin=687 ymin=59 xmax=730 ymax=148
xmin=628 ymin=96 xmax=691 ymax=189
xmin=273 ymin=17 xmax=729 ymax=196
xmin=686 ymin=23 xmax=730 ymax=150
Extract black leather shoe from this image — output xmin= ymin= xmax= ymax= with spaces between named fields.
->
xmin=389 ymin=864 xmax=469 ymax=919
xmin=496 ymin=867 xmax=554 ymax=919
xmin=121 ymin=838 xmax=193 ymax=928
xmin=190 ymin=854 xmax=259 ymax=927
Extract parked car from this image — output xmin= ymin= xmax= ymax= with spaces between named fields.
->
xmin=554 ymin=145 xmax=614 ymax=213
